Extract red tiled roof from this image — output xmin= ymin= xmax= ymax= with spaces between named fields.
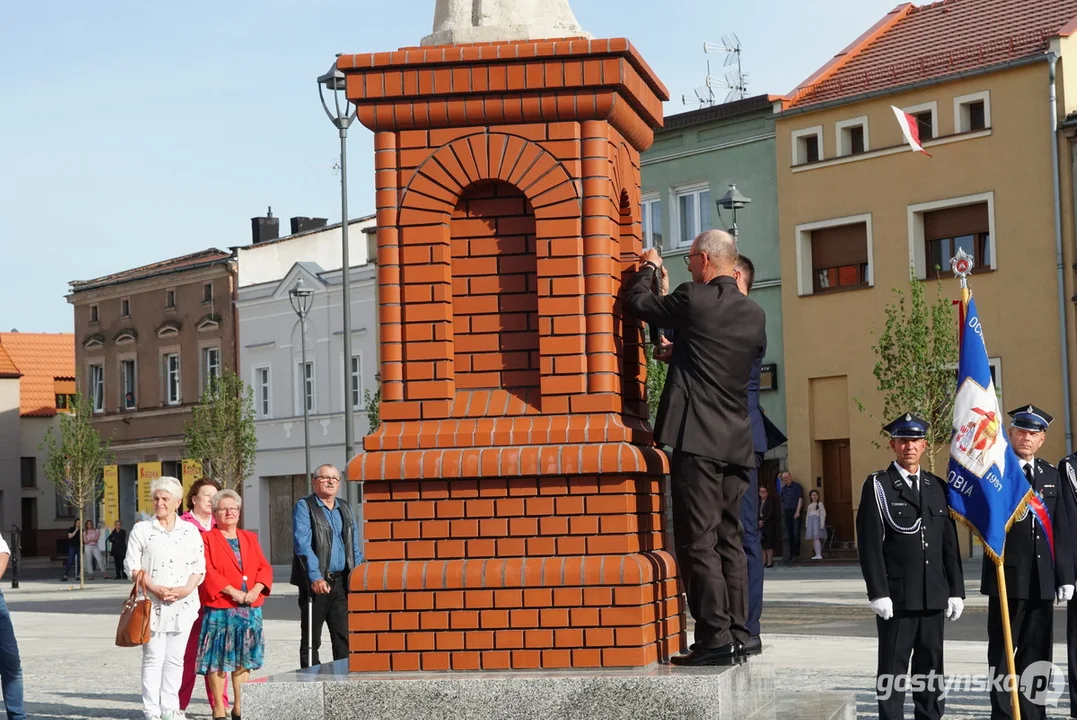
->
xmin=0 ymin=346 xmax=19 ymax=379
xmin=0 ymin=333 xmax=76 ymax=417
xmin=788 ymin=0 xmax=1077 ymax=108
xmin=69 ymin=249 xmax=233 ymax=293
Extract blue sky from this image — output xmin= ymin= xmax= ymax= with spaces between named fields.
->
xmin=1 ymin=0 xmax=899 ymax=332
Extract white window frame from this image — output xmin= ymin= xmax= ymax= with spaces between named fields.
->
xmin=792 ymin=125 xmax=824 ymax=166
xmin=252 ymin=365 xmax=271 ymax=419
xmin=164 ymin=352 xmax=181 ymax=406
xmin=296 ymin=360 xmax=316 ymax=415
xmin=351 ymin=353 xmax=364 ymax=411
xmin=201 ymin=345 xmax=221 ymax=393
xmin=902 ymin=101 xmax=939 ymax=141
xmin=907 ymin=192 xmax=996 ymax=280
xmin=954 ymin=90 xmax=991 ymax=134
xmin=794 ymin=213 xmax=875 ymax=296
xmin=89 ymin=363 xmax=104 ymax=414
xmin=641 ymin=193 xmax=663 ymax=251
xmin=835 ymin=116 xmax=869 ymax=157
xmin=120 ymin=297 xmax=131 ymax=317
xmin=120 ymin=357 xmax=137 ymax=410
xmin=672 ymin=182 xmax=711 ymax=248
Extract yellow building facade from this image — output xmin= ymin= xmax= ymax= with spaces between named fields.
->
xmin=778 ymin=26 xmax=1077 ymax=552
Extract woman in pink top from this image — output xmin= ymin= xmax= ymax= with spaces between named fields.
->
xmin=178 ymin=477 xmax=229 ymax=714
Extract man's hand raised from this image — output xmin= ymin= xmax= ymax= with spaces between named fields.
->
xmin=640 ymin=248 xmax=663 ymax=269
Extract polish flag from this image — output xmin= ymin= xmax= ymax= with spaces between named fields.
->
xmin=891 ymin=105 xmax=932 ymax=157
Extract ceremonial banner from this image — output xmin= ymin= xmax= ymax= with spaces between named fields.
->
xmin=102 ymin=465 xmax=119 ymax=528
xmin=947 ymin=297 xmax=1052 ymax=561
xmin=137 ymin=462 xmax=162 ymax=517
xmin=181 ymin=459 xmax=202 ymax=498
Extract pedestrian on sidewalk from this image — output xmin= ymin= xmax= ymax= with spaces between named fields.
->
xmin=805 ymin=490 xmax=827 ymax=560
xmin=624 ymin=231 xmax=766 ymax=667
xmin=292 ymin=464 xmax=362 ymax=668
xmin=83 ymin=520 xmax=104 ymax=580
xmin=107 ymin=521 xmax=128 ymax=580
xmin=779 ymin=472 xmax=803 ymax=565
xmin=196 ymin=489 xmax=271 ymax=720
xmin=61 ymin=520 xmax=80 ymax=581
xmin=177 ymin=478 xmax=229 ymax=715
xmin=125 ymin=476 xmax=206 ymax=720
xmin=0 ymin=533 xmax=25 ymax=720
xmin=856 ymin=413 xmax=964 ymax=720
xmin=758 ymin=485 xmax=780 ymax=568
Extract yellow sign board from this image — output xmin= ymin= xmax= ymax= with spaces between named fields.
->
xmin=181 ymin=459 xmax=202 ymax=500
xmin=137 ymin=462 xmax=162 ymax=517
xmin=102 ymin=465 xmax=119 ymax=528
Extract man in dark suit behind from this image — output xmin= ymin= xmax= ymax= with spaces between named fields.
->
xmin=624 ymin=229 xmax=766 ymax=666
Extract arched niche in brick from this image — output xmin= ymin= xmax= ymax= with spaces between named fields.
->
xmin=451 ymin=180 xmax=540 ymax=412
xmin=396 ymin=133 xmax=581 ymax=415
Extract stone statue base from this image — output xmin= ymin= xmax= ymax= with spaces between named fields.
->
xmin=422 ymin=0 xmax=592 ymax=46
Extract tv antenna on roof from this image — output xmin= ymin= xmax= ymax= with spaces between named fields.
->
xmin=702 ymin=33 xmax=749 ymax=103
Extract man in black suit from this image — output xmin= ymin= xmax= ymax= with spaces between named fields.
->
xmin=982 ymin=405 xmax=1073 ymax=720
xmin=856 ymin=413 xmax=965 ymax=720
xmin=624 ymin=229 xmax=766 ymax=666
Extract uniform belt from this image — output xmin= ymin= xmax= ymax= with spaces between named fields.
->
xmin=325 ymin=571 xmax=342 ymax=580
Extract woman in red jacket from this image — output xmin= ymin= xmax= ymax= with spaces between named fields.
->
xmin=195 ymin=489 xmax=272 ymax=720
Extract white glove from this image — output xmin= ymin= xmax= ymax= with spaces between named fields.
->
xmin=946 ymin=597 xmax=964 ymax=621
xmin=1056 ymin=585 xmax=1074 ymax=604
xmin=869 ymin=597 xmax=894 ymax=620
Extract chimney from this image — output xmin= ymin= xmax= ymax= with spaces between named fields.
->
xmin=251 ymin=207 xmax=280 ymax=245
xmin=290 ymin=217 xmax=329 ymax=235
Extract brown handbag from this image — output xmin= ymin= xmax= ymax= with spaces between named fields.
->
xmin=116 ymin=571 xmax=152 ymax=647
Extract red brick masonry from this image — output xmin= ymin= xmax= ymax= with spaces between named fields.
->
xmin=342 ymin=37 xmax=678 ymax=672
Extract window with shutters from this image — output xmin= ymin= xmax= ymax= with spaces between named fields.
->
xmin=795 ymin=214 xmax=874 ymax=296
xmin=908 ymin=192 xmax=995 ymax=280
xmin=811 ymin=222 xmax=870 ymax=293
xmin=923 ymin=202 xmax=991 ymax=277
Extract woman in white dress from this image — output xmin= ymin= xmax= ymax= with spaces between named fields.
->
xmin=125 ymin=477 xmax=206 ymax=720
xmin=805 ymin=489 xmax=827 ymax=560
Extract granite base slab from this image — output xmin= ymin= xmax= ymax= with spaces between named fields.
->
xmin=748 ymin=691 xmax=857 ymax=720
xmin=246 ymin=657 xmax=775 ymax=720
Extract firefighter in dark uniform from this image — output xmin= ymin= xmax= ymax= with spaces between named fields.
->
xmin=856 ymin=413 xmax=965 ymax=720
xmin=983 ymin=405 xmax=1073 ymax=720
xmin=1058 ymin=416 xmax=1077 ymax=718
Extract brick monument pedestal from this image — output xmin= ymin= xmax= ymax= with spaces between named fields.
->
xmin=341 ymin=37 xmax=681 ymax=673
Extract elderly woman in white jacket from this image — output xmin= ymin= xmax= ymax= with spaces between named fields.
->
xmin=126 ymin=476 xmax=205 ymax=720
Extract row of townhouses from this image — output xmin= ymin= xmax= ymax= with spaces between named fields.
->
xmin=11 ymin=0 xmax=1077 ymax=561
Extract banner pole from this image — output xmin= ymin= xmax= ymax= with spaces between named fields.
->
xmin=996 ymin=562 xmax=1022 ymax=720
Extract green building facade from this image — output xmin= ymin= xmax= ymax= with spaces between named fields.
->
xmin=640 ymin=94 xmax=787 ymax=454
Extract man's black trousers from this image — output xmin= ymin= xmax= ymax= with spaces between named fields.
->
xmin=670 ymin=449 xmax=749 ymax=650
xmin=298 ymin=574 xmax=349 ymax=668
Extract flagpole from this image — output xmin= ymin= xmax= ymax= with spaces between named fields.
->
xmin=952 ymin=250 xmax=1021 ymax=720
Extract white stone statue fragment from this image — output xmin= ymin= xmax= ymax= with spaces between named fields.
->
xmin=422 ymin=0 xmax=592 ymax=46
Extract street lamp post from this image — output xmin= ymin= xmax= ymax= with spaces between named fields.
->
xmin=289 ymin=279 xmax=315 ymax=494
xmin=318 ymin=56 xmax=359 ymax=505
xmin=716 ymin=183 xmax=752 ymax=242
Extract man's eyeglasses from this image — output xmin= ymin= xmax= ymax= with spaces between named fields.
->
xmin=315 ymin=475 xmax=341 ymax=483
xmin=684 ymin=253 xmax=702 ymax=266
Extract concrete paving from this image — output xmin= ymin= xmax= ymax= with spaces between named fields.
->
xmin=7 ymin=560 xmax=1064 ymax=719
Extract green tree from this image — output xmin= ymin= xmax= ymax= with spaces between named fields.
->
xmin=184 ymin=370 xmax=257 ymax=490
xmin=855 ymin=268 xmax=959 ymax=473
xmin=645 ymin=343 xmax=667 ymax=425
xmin=363 ymin=384 xmax=381 ymax=433
xmin=41 ymin=391 xmax=113 ymax=590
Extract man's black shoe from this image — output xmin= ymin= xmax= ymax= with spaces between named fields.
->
xmin=670 ymin=643 xmax=741 ymax=666
xmin=736 ymin=636 xmax=762 ymax=657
